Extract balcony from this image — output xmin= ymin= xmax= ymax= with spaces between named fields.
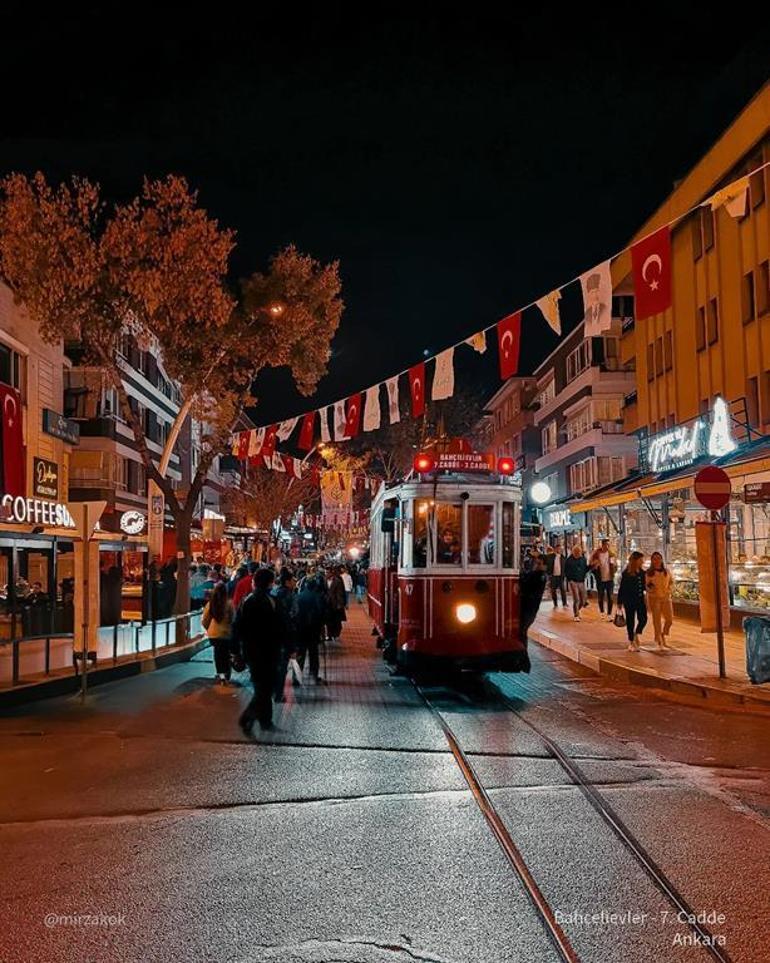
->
xmin=535 ymin=426 xmax=637 ymax=474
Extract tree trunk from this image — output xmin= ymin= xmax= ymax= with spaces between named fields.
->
xmin=173 ymin=508 xmax=193 ymax=643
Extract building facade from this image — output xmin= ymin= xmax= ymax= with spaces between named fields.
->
xmin=573 ymin=83 xmax=770 ymax=619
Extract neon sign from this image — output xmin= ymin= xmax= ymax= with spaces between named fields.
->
xmin=1 ymin=494 xmax=76 ymax=528
xmin=643 ymin=397 xmax=736 ymax=473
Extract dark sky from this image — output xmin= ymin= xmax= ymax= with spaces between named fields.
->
xmin=3 ymin=6 xmax=770 ymax=424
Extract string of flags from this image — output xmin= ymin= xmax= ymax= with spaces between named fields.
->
xmin=232 ymin=162 xmax=769 ymax=456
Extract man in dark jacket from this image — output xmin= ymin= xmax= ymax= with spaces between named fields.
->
xmin=272 ymin=568 xmax=298 ymax=701
xmin=563 ymin=545 xmax=589 ymax=621
xmin=519 ymin=554 xmax=547 ymax=653
xmin=233 ymin=568 xmax=280 ymax=734
xmin=326 ymin=567 xmax=347 ymax=641
xmin=295 ymin=575 xmax=326 ymax=684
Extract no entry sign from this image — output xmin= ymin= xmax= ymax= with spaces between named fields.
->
xmin=694 ymin=465 xmax=732 ymax=511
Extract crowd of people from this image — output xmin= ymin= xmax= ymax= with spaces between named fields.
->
xmin=198 ymin=559 xmax=367 ymax=735
xmin=523 ymin=540 xmax=675 ymax=653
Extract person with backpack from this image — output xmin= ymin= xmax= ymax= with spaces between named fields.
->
xmin=202 ymin=581 xmax=235 ymax=685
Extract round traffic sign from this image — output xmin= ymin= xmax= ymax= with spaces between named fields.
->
xmin=694 ymin=465 xmax=732 ymax=511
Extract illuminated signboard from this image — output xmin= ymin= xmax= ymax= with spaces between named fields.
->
xmin=640 ymin=396 xmax=736 ymax=473
xmin=0 ymin=494 xmax=76 ymax=529
xmin=437 ymin=452 xmax=496 ymax=472
xmin=120 ymin=510 xmax=146 ymax=535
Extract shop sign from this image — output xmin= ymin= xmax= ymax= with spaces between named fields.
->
xmin=437 ymin=452 xmax=496 ymax=471
xmin=547 ymin=508 xmax=573 ymax=530
xmin=120 ymin=510 xmax=146 ymax=535
xmin=33 ymin=457 xmax=59 ymax=499
xmin=42 ymin=408 xmax=80 ymax=445
xmin=744 ymin=481 xmax=770 ymax=503
xmin=0 ymin=494 xmax=76 ymax=528
xmin=640 ymin=396 xmax=736 ymax=473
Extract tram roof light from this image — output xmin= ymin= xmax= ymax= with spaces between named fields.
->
xmin=497 ymin=456 xmax=515 ymax=475
xmin=414 ymin=453 xmax=436 ymax=473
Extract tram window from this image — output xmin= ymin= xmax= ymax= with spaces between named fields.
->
xmin=413 ymin=499 xmax=430 ymax=568
xmin=435 ymin=504 xmax=462 ymax=565
xmin=502 ymin=503 xmax=515 ymax=568
xmin=468 ymin=505 xmax=495 ymax=565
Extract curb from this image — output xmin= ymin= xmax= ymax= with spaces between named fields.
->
xmin=0 ymin=636 xmax=209 ymax=711
xmin=528 ymin=626 xmax=770 ymax=710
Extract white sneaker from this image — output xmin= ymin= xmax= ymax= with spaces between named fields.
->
xmin=628 ymin=643 xmax=639 ymax=652
xmin=574 ymin=615 xmax=581 ymax=622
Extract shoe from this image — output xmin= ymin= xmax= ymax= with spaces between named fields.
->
xmin=627 ymin=643 xmax=639 ymax=652
xmin=239 ymin=715 xmax=254 ymax=737
xmin=573 ymin=615 xmax=581 ymax=622
xmin=259 ymin=721 xmax=275 ymax=732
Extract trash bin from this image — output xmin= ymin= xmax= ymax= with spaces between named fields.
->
xmin=744 ymin=616 xmax=770 ymax=684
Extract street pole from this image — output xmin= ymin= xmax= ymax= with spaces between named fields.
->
xmin=711 ymin=510 xmax=727 ymax=679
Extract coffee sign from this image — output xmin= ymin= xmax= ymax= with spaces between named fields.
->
xmin=33 ymin=458 xmax=59 ymax=499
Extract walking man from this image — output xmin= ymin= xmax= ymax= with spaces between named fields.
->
xmin=234 ymin=569 xmax=281 ymax=735
xmin=545 ymin=543 xmax=568 ymax=608
xmin=564 ymin=544 xmax=589 ymax=622
xmin=589 ymin=538 xmax=617 ymax=621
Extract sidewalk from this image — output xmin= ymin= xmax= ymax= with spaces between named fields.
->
xmin=529 ymin=599 xmax=770 ymax=709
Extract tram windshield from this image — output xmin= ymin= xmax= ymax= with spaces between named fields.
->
xmin=411 ymin=498 xmax=515 ymax=568
xmin=468 ymin=504 xmax=495 ymax=565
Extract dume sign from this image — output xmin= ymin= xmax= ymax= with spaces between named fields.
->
xmin=638 ymin=396 xmax=737 ymax=474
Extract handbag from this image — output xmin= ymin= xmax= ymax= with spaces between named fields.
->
xmin=613 ymin=611 xmax=626 ymax=628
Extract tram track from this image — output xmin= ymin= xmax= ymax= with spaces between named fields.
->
xmin=414 ymin=679 xmax=733 ymax=963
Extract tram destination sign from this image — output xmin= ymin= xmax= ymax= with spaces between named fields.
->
xmin=437 ymin=452 xmax=495 ymax=472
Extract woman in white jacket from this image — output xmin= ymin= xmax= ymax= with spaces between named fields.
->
xmin=646 ymin=551 xmax=674 ymax=650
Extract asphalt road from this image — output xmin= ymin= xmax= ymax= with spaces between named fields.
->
xmin=0 ymin=607 xmax=768 ymax=963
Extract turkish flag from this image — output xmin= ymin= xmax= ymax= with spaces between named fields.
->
xmin=497 ymin=312 xmax=521 ymax=380
xmin=0 ymin=383 xmax=25 ymax=498
xmin=261 ymin=425 xmax=278 ymax=459
xmin=237 ymin=430 xmax=250 ymax=461
xmin=298 ymin=411 xmax=315 ymax=451
xmin=631 ymin=226 xmax=672 ymax=320
xmin=344 ymin=393 xmax=362 ymax=438
xmin=409 ymin=363 xmax=426 ymax=417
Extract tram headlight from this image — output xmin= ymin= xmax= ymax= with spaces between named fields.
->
xmin=455 ymin=603 xmax=477 ymax=624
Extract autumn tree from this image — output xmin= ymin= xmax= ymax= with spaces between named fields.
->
xmin=223 ymin=464 xmax=319 ymax=541
xmin=0 ymin=173 xmax=343 ymax=622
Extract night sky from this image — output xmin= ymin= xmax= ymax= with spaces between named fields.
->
xmin=3 ymin=7 xmax=770 ymax=424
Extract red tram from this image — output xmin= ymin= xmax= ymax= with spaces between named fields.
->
xmin=368 ymin=459 xmax=529 ymax=673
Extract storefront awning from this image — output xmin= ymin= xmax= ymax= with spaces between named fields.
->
xmin=570 ymin=437 xmax=770 ymax=512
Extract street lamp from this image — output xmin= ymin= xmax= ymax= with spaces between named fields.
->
xmin=530 ymin=481 xmax=552 ymax=505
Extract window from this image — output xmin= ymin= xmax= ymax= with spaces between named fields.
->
xmin=542 ymin=473 xmax=558 ymax=500
xmin=758 ymin=261 xmax=770 ymax=317
xmin=566 ymin=341 xmax=591 ymax=381
xmin=664 ymin=330 xmax=673 ymax=370
xmin=707 ymin=298 xmax=719 ymax=345
xmin=468 ymin=505 xmax=495 ymax=565
xmin=742 ymin=271 xmax=756 ymax=324
xmin=541 ymin=420 xmax=558 ymax=455
xmin=702 ymin=207 xmax=715 ymax=251
xmin=597 ymin=456 xmax=625 ymax=487
xmin=502 ymin=503 xmax=516 ymax=569
xmin=569 ymin=456 xmax=624 ymax=494
xmin=692 ymin=215 xmax=703 ymax=261
xmin=413 ymin=499 xmax=430 ymax=568
xmin=647 ymin=343 xmax=654 ymax=381
xmin=750 ymin=163 xmax=766 ymax=209
xmin=655 ymin=337 xmax=664 ymax=376
xmin=0 ymin=342 xmax=23 ymax=392
xmin=537 ymin=378 xmax=555 ymax=409
xmin=435 ymin=504 xmax=462 ymax=565
xmin=696 ymin=307 xmax=706 ymax=351
xmin=747 ymin=376 xmax=760 ymax=428
xmin=564 ymin=407 xmax=591 ymax=442
xmin=117 ymin=457 xmax=130 ymax=492
xmin=593 ymin=398 xmax=623 ymax=432
xmin=762 ymin=371 xmax=770 ymax=429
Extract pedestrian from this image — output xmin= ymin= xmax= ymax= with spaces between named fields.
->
xmin=272 ymin=568 xmax=298 ymax=701
xmin=326 ymin=566 xmax=347 ymax=642
xmin=233 ymin=568 xmax=281 ymax=735
xmin=202 ymin=581 xmax=235 ymax=685
xmin=296 ymin=574 xmax=326 ymax=685
xmin=617 ymin=551 xmax=648 ymax=652
xmin=589 ymin=538 xmax=618 ymax=621
xmin=564 ymin=544 xmax=589 ymax=621
xmin=545 ymin=543 xmax=567 ymax=608
xmin=189 ymin=564 xmax=205 ymax=610
xmin=227 ymin=564 xmax=247 ymax=598
xmin=646 ymin=551 xmax=673 ymax=650
xmin=233 ymin=561 xmax=258 ymax=609
xmin=341 ymin=566 xmax=354 ymax=606
xmin=518 ymin=554 xmax=546 ymax=661
xmin=356 ymin=567 xmax=367 ymax=604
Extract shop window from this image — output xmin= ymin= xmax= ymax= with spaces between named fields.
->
xmin=646 ymin=343 xmax=654 ymax=381
xmin=750 ymin=162 xmax=766 ymax=209
xmin=696 ymin=307 xmax=706 ymax=351
xmin=742 ymin=271 xmax=756 ymax=324
xmin=654 ymin=337 xmax=664 ymax=376
xmin=434 ymin=504 xmax=462 ymax=565
xmin=502 ymin=503 xmax=515 ymax=568
xmin=707 ymin=298 xmax=719 ymax=345
xmin=664 ymin=330 xmax=673 ymax=370
xmin=468 ymin=505 xmax=495 ymax=565
xmin=0 ymin=341 xmax=24 ymax=393
xmin=692 ymin=215 xmax=703 ymax=261
xmin=758 ymin=261 xmax=770 ymax=317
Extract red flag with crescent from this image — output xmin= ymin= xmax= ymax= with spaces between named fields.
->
xmin=298 ymin=411 xmax=315 ymax=451
xmin=261 ymin=425 xmax=278 ymax=459
xmin=237 ymin=430 xmax=250 ymax=461
xmin=631 ymin=226 xmax=672 ymax=321
xmin=0 ymin=383 xmax=25 ymax=498
xmin=408 ymin=362 xmax=426 ymax=417
xmin=497 ymin=312 xmax=521 ymax=380
xmin=344 ymin=393 xmax=362 ymax=438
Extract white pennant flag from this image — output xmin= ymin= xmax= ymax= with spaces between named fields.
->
xmin=248 ymin=427 xmax=265 ymax=457
xmin=276 ymin=417 xmax=299 ymax=442
xmin=706 ymin=175 xmax=750 ymax=219
xmin=319 ymin=406 xmax=331 ymax=443
xmin=536 ymin=289 xmax=562 ymax=336
xmin=272 ymin=453 xmax=286 ymax=472
xmin=465 ymin=330 xmax=487 ymax=353
xmin=333 ymin=399 xmax=347 ymax=441
xmin=386 ymin=376 xmax=400 ymax=424
xmin=432 ymin=347 xmax=455 ymax=401
xmin=291 ymin=457 xmax=303 ymax=479
xmin=580 ymin=260 xmax=613 ymax=337
xmin=363 ymin=384 xmax=381 ymax=432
